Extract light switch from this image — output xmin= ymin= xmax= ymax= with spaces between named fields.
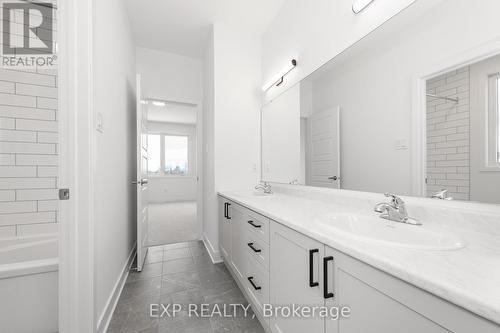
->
xmin=96 ymin=112 xmax=104 ymax=133
xmin=395 ymin=137 xmax=409 ymax=150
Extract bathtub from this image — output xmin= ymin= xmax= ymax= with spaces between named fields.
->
xmin=0 ymin=235 xmax=58 ymax=333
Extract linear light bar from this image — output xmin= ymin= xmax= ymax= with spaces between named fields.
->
xmin=352 ymin=0 xmax=375 ymax=14
xmin=151 ymin=101 xmax=166 ymax=107
xmin=262 ymin=59 xmax=297 ymax=92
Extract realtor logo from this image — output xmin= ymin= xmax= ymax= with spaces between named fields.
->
xmin=2 ymin=1 xmax=54 ymax=55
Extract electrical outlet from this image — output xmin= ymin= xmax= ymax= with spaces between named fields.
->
xmin=395 ymin=137 xmax=409 ymax=150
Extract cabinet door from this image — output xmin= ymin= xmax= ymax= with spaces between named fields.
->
xmin=324 ymin=246 xmax=449 ymax=333
xmin=219 ymin=198 xmax=232 ymax=260
xmin=270 ymin=221 xmax=325 ymax=333
xmin=230 ymin=204 xmax=247 ymax=280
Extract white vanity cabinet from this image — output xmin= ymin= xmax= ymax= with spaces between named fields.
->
xmin=269 ymin=221 xmax=326 ymax=333
xmin=218 ymin=195 xmax=500 ymax=333
xmin=230 ymin=204 xmax=247 ymax=280
xmin=324 ymin=246 xmax=499 ymax=333
xmin=219 ymin=197 xmax=232 ymax=260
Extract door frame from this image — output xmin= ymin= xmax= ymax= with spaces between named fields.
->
xmin=144 ymin=98 xmax=204 ymax=241
xmin=410 ymin=37 xmax=500 ymax=197
xmin=59 ymin=0 xmax=95 ymax=331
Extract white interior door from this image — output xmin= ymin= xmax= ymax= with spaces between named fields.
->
xmin=307 ymin=107 xmax=341 ymax=188
xmin=135 ymin=74 xmax=149 ymax=271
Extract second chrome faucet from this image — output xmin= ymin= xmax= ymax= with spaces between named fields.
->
xmin=374 ymin=193 xmax=421 ymax=225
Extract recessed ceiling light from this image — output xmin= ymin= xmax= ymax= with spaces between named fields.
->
xmin=352 ymin=0 xmax=375 ymax=14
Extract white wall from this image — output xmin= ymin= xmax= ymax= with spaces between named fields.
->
xmin=262 ymin=0 xmax=417 ymax=103
xmin=93 ymin=0 xmax=136 ymax=326
xmin=470 ymin=54 xmax=500 ymax=204
xmin=148 ymin=121 xmax=197 ymax=203
xmin=262 ymin=84 xmax=300 ymax=184
xmin=202 ymin=26 xmax=216 ymax=258
xmin=136 ymin=47 xmax=203 ymax=102
xmin=309 ymin=0 xmax=500 ymax=195
xmin=0 ymin=11 xmax=58 ymax=239
xmin=203 ymin=23 xmax=262 ymax=259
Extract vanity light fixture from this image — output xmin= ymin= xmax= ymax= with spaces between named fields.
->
xmin=352 ymin=0 xmax=375 ymax=14
xmin=262 ymin=59 xmax=297 ymax=92
xmin=151 ymin=100 xmax=166 ymax=107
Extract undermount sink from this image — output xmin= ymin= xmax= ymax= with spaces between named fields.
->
xmin=324 ymin=214 xmax=465 ymax=251
xmin=250 ymin=191 xmax=274 ymax=197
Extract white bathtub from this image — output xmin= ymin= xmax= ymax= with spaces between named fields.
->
xmin=0 ymin=235 xmax=58 ymax=333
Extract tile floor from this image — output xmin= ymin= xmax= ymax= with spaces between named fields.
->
xmin=107 ymin=241 xmax=265 ymax=333
xmin=148 ymin=202 xmax=198 ymax=246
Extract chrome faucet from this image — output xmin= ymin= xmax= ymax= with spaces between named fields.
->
xmin=374 ymin=193 xmax=421 ymax=225
xmin=255 ymin=182 xmax=273 ymax=194
xmin=431 ymin=189 xmax=453 ymax=200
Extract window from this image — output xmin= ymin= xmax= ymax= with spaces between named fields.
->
xmin=147 ymin=134 xmax=161 ymax=174
xmin=164 ymin=135 xmax=188 ymax=176
xmin=488 ymin=74 xmax=500 ymax=166
xmin=147 ymin=133 xmax=189 ymax=176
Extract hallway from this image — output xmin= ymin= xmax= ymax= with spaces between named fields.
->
xmin=107 ymin=241 xmax=265 ymax=333
xmin=148 ymin=202 xmax=198 ymax=246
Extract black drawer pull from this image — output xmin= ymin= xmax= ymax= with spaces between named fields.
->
xmin=309 ymin=249 xmax=319 ymax=287
xmin=247 ymin=243 xmax=262 ymax=253
xmin=247 ymin=220 xmax=261 ymax=228
xmin=323 ymin=256 xmax=334 ymax=299
xmin=226 ymin=203 xmax=231 ymax=220
xmin=247 ymin=276 xmax=262 ymax=290
xmin=224 ymin=203 xmax=228 ymax=218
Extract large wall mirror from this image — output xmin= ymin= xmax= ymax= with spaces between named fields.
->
xmin=261 ymin=1 xmax=500 ymax=204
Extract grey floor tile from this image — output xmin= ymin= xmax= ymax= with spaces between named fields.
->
xmin=127 ymin=262 xmax=163 ymax=283
xmin=163 ymin=247 xmax=192 ymax=261
xmin=119 ymin=277 xmax=162 ymax=303
xmin=189 ymin=246 xmax=208 ymax=257
xmin=161 ymin=271 xmax=202 ymax=295
xmin=145 ymin=251 xmax=164 ymax=264
xmin=163 ymin=242 xmax=190 ymax=250
xmin=188 ymin=240 xmax=205 ymax=248
xmin=162 ymin=257 xmax=196 ymax=275
xmin=109 ymin=245 xmax=265 ymax=333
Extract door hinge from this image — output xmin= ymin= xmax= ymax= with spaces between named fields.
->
xmin=59 ymin=188 xmax=70 ymax=200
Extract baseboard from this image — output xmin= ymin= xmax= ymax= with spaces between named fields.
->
xmin=202 ymin=233 xmax=222 ymax=264
xmin=96 ymin=243 xmax=136 ymax=333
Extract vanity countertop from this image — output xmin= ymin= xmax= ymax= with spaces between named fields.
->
xmin=218 ymin=187 xmax=500 ymax=326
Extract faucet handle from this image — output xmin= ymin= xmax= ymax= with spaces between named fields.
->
xmin=384 ymin=193 xmax=405 ymax=206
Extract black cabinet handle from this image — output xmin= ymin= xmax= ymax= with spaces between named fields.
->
xmin=247 ymin=276 xmax=262 ymax=290
xmin=226 ymin=203 xmax=231 ymax=220
xmin=224 ymin=203 xmax=228 ymax=218
xmin=309 ymin=249 xmax=319 ymax=287
xmin=323 ymin=256 xmax=334 ymax=299
xmin=247 ymin=220 xmax=261 ymax=228
xmin=247 ymin=243 xmax=262 ymax=253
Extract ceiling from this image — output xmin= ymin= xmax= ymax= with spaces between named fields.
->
xmin=125 ymin=0 xmax=287 ymax=58
xmin=147 ymin=103 xmax=197 ymax=125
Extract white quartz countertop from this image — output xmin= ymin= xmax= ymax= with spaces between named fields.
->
xmin=218 ymin=189 xmax=500 ymax=326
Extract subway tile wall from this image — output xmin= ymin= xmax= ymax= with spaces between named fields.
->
xmin=0 ymin=3 xmax=58 ymax=239
xmin=426 ymin=66 xmax=470 ymax=200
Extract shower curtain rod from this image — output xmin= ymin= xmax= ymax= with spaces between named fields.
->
xmin=426 ymin=93 xmax=459 ymax=103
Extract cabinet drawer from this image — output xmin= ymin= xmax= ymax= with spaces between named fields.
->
xmin=244 ymin=232 xmax=269 ymax=271
xmin=245 ymin=210 xmax=270 ymax=244
xmin=244 ymin=253 xmax=270 ymax=317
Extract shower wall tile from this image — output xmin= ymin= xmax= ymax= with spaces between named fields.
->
xmin=0 ymin=66 xmax=58 ymax=239
xmin=426 ymin=65 xmax=470 ymax=200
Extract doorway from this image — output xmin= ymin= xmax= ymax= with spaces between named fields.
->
xmin=145 ymin=99 xmax=202 ymax=246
